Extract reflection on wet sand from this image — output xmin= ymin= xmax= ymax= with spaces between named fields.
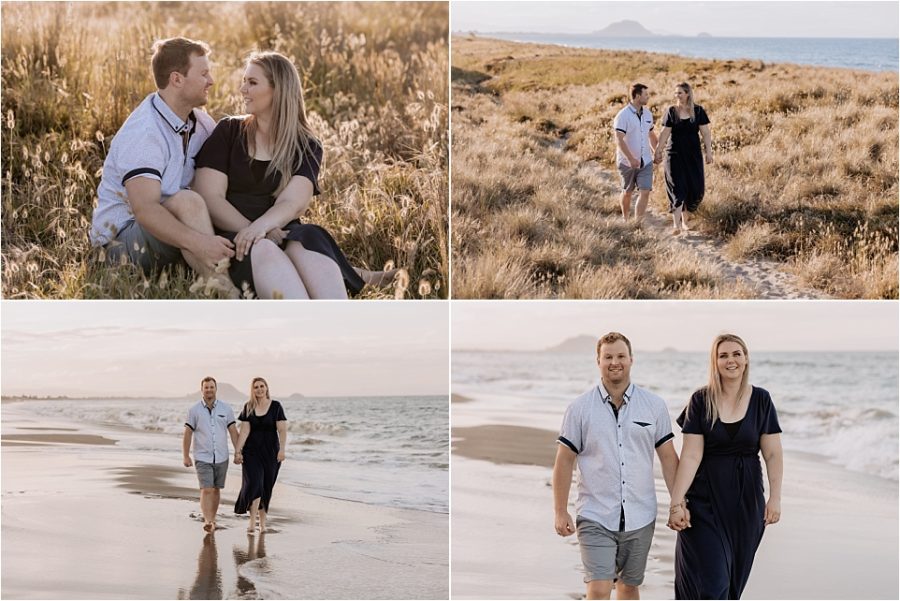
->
xmin=178 ymin=533 xmax=223 ymax=600
xmin=233 ymin=532 xmax=269 ymax=598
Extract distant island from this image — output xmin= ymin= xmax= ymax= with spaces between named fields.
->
xmin=462 ymin=21 xmax=714 ymax=39
xmin=2 ymin=383 xmax=306 ymax=404
xmin=591 ymin=19 xmax=655 ymax=37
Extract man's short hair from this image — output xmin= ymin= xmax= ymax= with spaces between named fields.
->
xmin=597 ymin=332 xmax=633 ymax=358
xmin=200 ymin=376 xmax=217 ymax=387
xmin=630 ymin=83 xmax=648 ymax=99
xmin=151 ymin=37 xmax=210 ymax=89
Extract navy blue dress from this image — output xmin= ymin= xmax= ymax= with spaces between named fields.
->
xmin=662 ymin=105 xmax=710 ymax=213
xmin=234 ymin=400 xmax=287 ymax=514
xmin=195 ymin=117 xmax=364 ymax=296
xmin=674 ymin=386 xmax=781 ymax=600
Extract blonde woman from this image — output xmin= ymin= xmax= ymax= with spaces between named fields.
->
xmin=667 ymin=334 xmax=783 ymax=599
xmin=653 ymin=82 xmax=713 ymax=234
xmin=233 ymin=377 xmax=287 ymax=533
xmin=194 ymin=52 xmax=387 ymax=298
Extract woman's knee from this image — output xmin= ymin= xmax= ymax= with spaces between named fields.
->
xmin=249 ymin=238 xmax=285 ymax=264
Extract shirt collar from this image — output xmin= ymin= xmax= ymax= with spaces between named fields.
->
xmin=598 ymin=381 xmax=635 ymax=405
xmin=627 ymin=103 xmax=644 ymax=119
xmin=151 ymin=92 xmax=195 ymax=134
xmin=200 ymin=398 xmax=218 ymax=411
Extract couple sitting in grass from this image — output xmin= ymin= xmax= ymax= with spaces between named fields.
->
xmin=614 ymin=82 xmax=714 ymax=235
xmin=90 ymin=37 xmax=395 ymax=299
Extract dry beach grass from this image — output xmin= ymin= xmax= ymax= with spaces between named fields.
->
xmin=2 ymin=2 xmax=448 ymax=299
xmin=451 ymin=37 xmax=898 ymax=299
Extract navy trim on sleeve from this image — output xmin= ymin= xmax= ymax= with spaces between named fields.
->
xmin=654 ymin=432 xmax=674 ymax=448
xmin=184 ymin=423 xmax=195 ymax=431
xmin=122 ymin=167 xmax=162 ymax=186
xmin=558 ymin=435 xmax=579 ymax=454
xmin=615 ymin=128 xmax=627 ymax=133
xmin=226 ymin=421 xmax=236 ymax=428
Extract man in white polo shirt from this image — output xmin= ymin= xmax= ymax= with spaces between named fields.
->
xmin=613 ymin=84 xmax=659 ymax=224
xmin=90 ymin=37 xmax=236 ymax=294
xmin=553 ymin=332 xmax=680 ymax=600
xmin=183 ymin=376 xmax=238 ymax=533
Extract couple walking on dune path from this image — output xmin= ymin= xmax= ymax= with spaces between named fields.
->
xmin=614 ymin=82 xmax=714 ymax=235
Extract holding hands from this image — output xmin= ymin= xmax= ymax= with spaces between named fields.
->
xmin=667 ymin=501 xmax=691 ymax=531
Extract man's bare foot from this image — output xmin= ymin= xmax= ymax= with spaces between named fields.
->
xmin=355 ymin=267 xmax=402 ymax=288
xmin=203 ymin=521 xmax=214 ymax=532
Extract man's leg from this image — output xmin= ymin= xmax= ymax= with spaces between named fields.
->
xmin=162 ymin=190 xmax=237 ymax=295
xmin=200 ymin=487 xmax=217 ymax=531
xmin=620 ymin=190 xmax=633 ymax=219
xmin=634 ymin=189 xmax=651 ymax=223
xmin=586 ymin=579 xmax=614 ymax=600
xmin=615 ymin=582 xmax=640 ymax=600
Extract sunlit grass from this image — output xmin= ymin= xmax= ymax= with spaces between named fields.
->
xmin=2 ymin=1 xmax=448 ymax=299
xmin=451 ymin=36 xmax=898 ymax=299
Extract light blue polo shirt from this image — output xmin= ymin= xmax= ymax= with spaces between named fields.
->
xmin=185 ymin=399 xmax=236 ymax=464
xmin=558 ymin=381 xmax=674 ymax=532
xmin=90 ymin=92 xmax=217 ymax=246
xmin=613 ymin=103 xmax=655 ymax=167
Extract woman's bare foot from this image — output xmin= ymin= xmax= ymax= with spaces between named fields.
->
xmin=355 ymin=267 xmax=402 ymax=288
xmin=203 ymin=521 xmax=214 ymax=533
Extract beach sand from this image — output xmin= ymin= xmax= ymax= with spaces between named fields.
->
xmin=451 ymin=401 xmax=899 ymax=600
xmin=1 ymin=405 xmax=448 ymax=599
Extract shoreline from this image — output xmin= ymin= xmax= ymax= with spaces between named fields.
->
xmin=1 ymin=411 xmax=448 ymax=599
xmin=451 ymin=398 xmax=899 ymax=599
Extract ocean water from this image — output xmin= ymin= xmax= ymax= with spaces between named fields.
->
xmin=482 ymin=34 xmax=899 ymax=72
xmin=453 ymin=351 xmax=899 ymax=481
xmin=12 ymin=395 xmax=449 ymax=513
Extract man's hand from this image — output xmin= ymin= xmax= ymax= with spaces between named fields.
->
xmin=183 ymin=456 xmax=193 ymax=468
xmin=266 ymin=227 xmax=288 ymax=246
xmin=190 ymin=234 xmax=235 ymax=269
xmin=667 ymin=505 xmax=691 ymax=531
xmin=555 ymin=511 xmax=576 ymax=537
xmin=628 ymin=156 xmax=640 ymax=169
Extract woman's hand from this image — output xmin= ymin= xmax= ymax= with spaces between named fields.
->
xmin=266 ymin=228 xmax=288 ymax=246
xmin=705 ymin=152 xmax=714 ymax=165
xmin=654 ymin=150 xmax=663 ymax=165
xmin=667 ymin=505 xmax=690 ymax=530
xmin=764 ymin=497 xmax=781 ymax=525
xmin=233 ymin=223 xmax=269 ymax=261
xmin=277 ymin=450 xmax=285 ymax=463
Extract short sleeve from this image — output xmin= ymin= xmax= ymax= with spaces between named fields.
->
xmin=274 ymin=401 xmax=287 ymax=421
xmin=695 ymin=105 xmax=710 ymax=126
xmin=613 ymin=110 xmax=628 ymax=134
xmin=185 ymin=407 xmax=197 ymax=431
xmin=238 ymin=404 xmax=249 ymax=422
xmin=758 ymin=389 xmax=782 ymax=435
xmin=661 ymin=106 xmax=675 ymax=128
xmin=293 ymin=138 xmax=323 ymax=196
xmin=558 ymin=402 xmax=583 ymax=454
xmin=677 ymin=391 xmax=707 ymax=435
xmin=195 ymin=118 xmax=237 ymax=175
xmin=654 ymin=399 xmax=675 ymax=448
xmin=647 ymin=112 xmax=654 ymax=131
xmin=225 ymin=404 xmax=236 ymax=427
xmin=118 ymin=132 xmax=167 ymax=186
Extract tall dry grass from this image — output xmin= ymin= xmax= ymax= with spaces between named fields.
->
xmin=452 ymin=36 xmax=898 ymax=299
xmin=2 ymin=1 xmax=448 ymax=299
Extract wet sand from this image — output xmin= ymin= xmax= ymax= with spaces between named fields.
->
xmin=451 ymin=393 xmax=899 ymax=600
xmin=1 ymin=413 xmax=448 ymax=599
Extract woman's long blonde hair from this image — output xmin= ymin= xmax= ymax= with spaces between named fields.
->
xmin=675 ymin=82 xmax=696 ymax=123
xmin=246 ymin=376 xmax=270 ymax=416
xmin=692 ymin=333 xmax=751 ymax=425
xmin=241 ymin=51 xmax=322 ymax=196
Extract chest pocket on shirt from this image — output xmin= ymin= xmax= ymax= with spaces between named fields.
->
xmin=630 ymin=420 xmax=655 ymax=443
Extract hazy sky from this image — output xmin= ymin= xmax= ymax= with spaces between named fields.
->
xmin=452 ymin=1 xmax=900 ymax=38
xmin=452 ymin=301 xmax=899 ymax=352
xmin=2 ymin=302 xmax=449 ymax=398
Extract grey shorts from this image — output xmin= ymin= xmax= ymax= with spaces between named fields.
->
xmin=195 ymin=460 xmax=229 ymax=489
xmin=104 ymin=218 xmax=184 ymax=273
xmin=576 ymin=517 xmax=655 ymax=586
xmin=617 ymin=161 xmax=653 ymax=192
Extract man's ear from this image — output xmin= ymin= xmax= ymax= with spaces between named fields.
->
xmin=169 ymin=70 xmax=184 ymax=88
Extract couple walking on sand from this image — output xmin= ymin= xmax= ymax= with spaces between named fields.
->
xmin=182 ymin=376 xmax=287 ymax=534
xmin=553 ymin=332 xmax=783 ymax=600
xmin=90 ymin=37 xmax=396 ymax=299
xmin=614 ymin=82 xmax=714 ymax=235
